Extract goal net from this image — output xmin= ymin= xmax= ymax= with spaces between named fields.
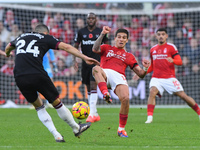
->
xmin=0 ymin=2 xmax=200 ymax=106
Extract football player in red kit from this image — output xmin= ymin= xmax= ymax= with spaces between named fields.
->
xmin=92 ymin=26 xmax=150 ymax=137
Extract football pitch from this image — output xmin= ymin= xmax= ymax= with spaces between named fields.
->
xmin=0 ymin=107 xmax=200 ymax=150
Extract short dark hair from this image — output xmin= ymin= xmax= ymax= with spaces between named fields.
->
xmin=115 ymin=29 xmax=129 ymax=39
xmin=87 ymin=12 xmax=96 ymax=18
xmin=35 ymin=24 xmax=49 ymax=33
xmin=156 ymin=28 xmax=168 ymax=34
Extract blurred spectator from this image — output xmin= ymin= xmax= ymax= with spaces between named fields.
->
xmin=48 ymin=18 xmax=62 ymax=40
xmin=149 ymin=16 xmax=159 ymax=38
xmin=0 ymin=7 xmax=4 ymax=21
xmin=0 ymin=21 xmax=10 ymax=48
xmin=74 ymin=18 xmax=85 ymax=35
xmin=139 ymin=15 xmax=149 ymax=28
xmin=0 ymin=58 xmax=14 ymax=76
xmin=177 ymin=56 xmax=191 ymax=76
xmin=31 ymin=18 xmax=39 ymax=31
xmin=141 ymin=47 xmax=150 ymax=61
xmin=191 ymin=64 xmax=200 ymax=75
xmin=73 ymin=3 xmax=86 ymax=9
xmin=138 ymin=28 xmax=151 ymax=48
xmin=173 ymin=29 xmax=188 ymax=55
xmin=129 ymin=41 xmax=141 ymax=60
xmin=62 ymin=20 xmax=74 ymax=45
xmin=97 ymin=15 xmax=113 ymax=28
xmin=194 ymin=29 xmax=200 ymax=45
xmin=55 ymin=57 xmax=71 ymax=77
xmin=3 ymin=9 xmax=20 ymax=32
xmin=166 ymin=18 xmax=177 ymax=39
xmin=154 ymin=3 xmax=174 ymax=27
xmin=43 ymin=4 xmax=53 ymax=25
xmin=8 ymin=24 xmax=22 ymax=41
xmin=183 ymin=38 xmax=200 ymax=65
xmin=182 ymin=18 xmax=193 ymax=41
xmin=129 ymin=17 xmax=143 ymax=42
xmin=54 ymin=12 xmax=64 ymax=28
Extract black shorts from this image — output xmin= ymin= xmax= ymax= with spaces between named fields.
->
xmin=15 ymin=74 xmax=59 ymax=103
xmin=81 ymin=64 xmax=95 ymax=85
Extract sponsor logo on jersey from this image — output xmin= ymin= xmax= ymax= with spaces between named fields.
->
xmin=83 ymin=35 xmax=87 ymax=38
xmin=153 ymin=50 xmax=156 ymax=54
xmin=106 ymin=50 xmax=126 ymax=61
xmin=82 ymin=40 xmax=95 ymax=45
xmin=152 ymin=54 xmax=168 ymax=60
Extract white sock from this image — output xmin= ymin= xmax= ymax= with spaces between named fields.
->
xmin=89 ymin=91 xmax=98 ymax=116
xmin=118 ymin=127 xmax=125 ymax=131
xmin=55 ymin=103 xmax=79 ymax=133
xmin=36 ymin=105 xmax=61 ymax=138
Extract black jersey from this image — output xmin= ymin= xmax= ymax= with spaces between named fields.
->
xmin=10 ymin=32 xmax=60 ymax=77
xmin=74 ymin=26 xmax=108 ymax=62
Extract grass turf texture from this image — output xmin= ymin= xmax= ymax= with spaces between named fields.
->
xmin=0 ymin=108 xmax=200 ymax=150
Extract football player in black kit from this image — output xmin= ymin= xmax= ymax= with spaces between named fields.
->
xmin=74 ymin=12 xmax=109 ymax=123
xmin=5 ymin=24 xmax=100 ymax=142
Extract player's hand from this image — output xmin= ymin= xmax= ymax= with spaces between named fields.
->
xmin=102 ymin=26 xmax=111 ymax=35
xmin=142 ymin=59 xmax=150 ymax=68
xmin=84 ymin=57 xmax=100 ymax=66
xmin=166 ymin=57 xmax=173 ymax=63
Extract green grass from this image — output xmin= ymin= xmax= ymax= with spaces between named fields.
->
xmin=0 ymin=108 xmax=200 ymax=150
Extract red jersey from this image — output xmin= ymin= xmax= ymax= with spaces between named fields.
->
xmin=100 ymin=44 xmax=138 ymax=76
xmin=150 ymin=43 xmax=179 ymax=78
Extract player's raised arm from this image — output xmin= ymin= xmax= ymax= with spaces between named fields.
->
xmin=5 ymin=43 xmax=15 ymax=57
xmin=132 ymin=59 xmax=150 ymax=79
xmin=58 ymin=42 xmax=100 ymax=66
xmin=92 ymin=26 xmax=111 ymax=53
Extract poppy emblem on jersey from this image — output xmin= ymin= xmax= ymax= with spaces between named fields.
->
xmin=89 ymin=34 xmax=93 ymax=38
xmin=117 ymin=51 xmax=121 ymax=55
xmin=158 ymin=50 xmax=161 ymax=54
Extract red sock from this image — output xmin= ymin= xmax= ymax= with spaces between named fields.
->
xmin=98 ymin=82 xmax=108 ymax=95
xmin=119 ymin=113 xmax=128 ymax=128
xmin=192 ymin=103 xmax=200 ymax=115
xmin=147 ymin=104 xmax=155 ymax=116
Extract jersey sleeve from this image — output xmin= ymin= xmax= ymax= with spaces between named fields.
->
xmin=48 ymin=49 xmax=56 ymax=61
xmin=10 ymin=38 xmax=17 ymax=47
xmin=47 ymin=35 xmax=60 ymax=50
xmin=128 ymin=53 xmax=138 ymax=69
xmin=74 ymin=30 xmax=81 ymax=44
xmin=170 ymin=44 xmax=179 ymax=57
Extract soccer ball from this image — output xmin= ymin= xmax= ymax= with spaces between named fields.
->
xmin=72 ymin=101 xmax=90 ymax=119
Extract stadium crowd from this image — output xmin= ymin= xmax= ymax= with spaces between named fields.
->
xmin=0 ymin=3 xmax=200 ymax=77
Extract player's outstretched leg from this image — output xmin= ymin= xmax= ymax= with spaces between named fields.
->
xmin=86 ymin=90 xmax=101 ymax=123
xmin=74 ymin=122 xmax=91 ymax=137
xmin=36 ymin=104 xmax=65 ymax=142
xmin=54 ymin=101 xmax=91 ymax=138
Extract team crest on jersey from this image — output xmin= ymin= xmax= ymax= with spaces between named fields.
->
xmin=89 ymin=34 xmax=93 ymax=38
xmin=164 ymin=48 xmax=167 ymax=53
xmin=83 ymin=35 xmax=87 ymax=38
xmin=96 ymin=34 xmax=99 ymax=38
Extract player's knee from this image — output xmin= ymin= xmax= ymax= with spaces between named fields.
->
xmin=119 ymin=95 xmax=129 ymax=104
xmin=92 ymin=65 xmax=101 ymax=75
